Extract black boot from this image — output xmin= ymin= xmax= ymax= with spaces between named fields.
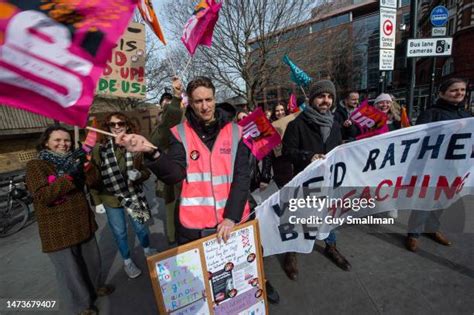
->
xmin=265 ymin=280 xmax=280 ymax=304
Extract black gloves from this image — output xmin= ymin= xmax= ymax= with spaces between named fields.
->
xmin=69 ymin=143 xmax=87 ymax=189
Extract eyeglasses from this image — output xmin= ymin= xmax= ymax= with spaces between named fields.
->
xmin=108 ymin=121 xmax=126 ymax=128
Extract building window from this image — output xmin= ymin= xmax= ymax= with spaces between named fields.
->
xmin=447 ymin=18 xmax=455 ymax=35
xmin=442 ymin=58 xmax=454 ymax=76
xmin=399 ymin=0 xmax=410 ymax=7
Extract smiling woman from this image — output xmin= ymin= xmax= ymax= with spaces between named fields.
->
xmin=25 ymin=125 xmax=113 ymax=314
xmin=90 ymin=112 xmax=157 ymax=279
xmin=438 ymin=78 xmax=467 ymax=105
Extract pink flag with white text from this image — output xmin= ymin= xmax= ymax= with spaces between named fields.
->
xmin=0 ymin=0 xmax=137 ymax=127
xmin=238 ymin=107 xmax=281 ymax=160
xmin=181 ymin=0 xmax=222 ymax=56
xmin=349 ymin=100 xmax=389 ymax=140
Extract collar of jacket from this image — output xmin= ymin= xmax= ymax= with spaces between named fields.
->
xmin=185 ymin=105 xmax=234 ymax=139
xmin=433 ymin=98 xmax=465 ymax=112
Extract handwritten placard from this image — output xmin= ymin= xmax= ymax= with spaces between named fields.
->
xmin=203 ymin=225 xmax=261 ymax=315
xmin=155 ymin=249 xmax=209 ymax=314
xmin=96 ymin=22 xmax=146 ymax=98
xmin=147 ymin=221 xmax=267 ymax=315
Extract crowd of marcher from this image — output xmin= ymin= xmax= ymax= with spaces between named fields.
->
xmin=25 ymin=76 xmax=471 ymax=314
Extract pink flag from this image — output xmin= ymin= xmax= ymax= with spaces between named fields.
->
xmin=287 ymin=93 xmax=299 ymax=113
xmin=238 ymin=107 xmax=282 ymax=160
xmin=181 ymin=0 xmax=222 ymax=56
xmin=0 ymin=0 xmax=136 ymax=127
xmin=349 ymin=100 xmax=389 ymax=140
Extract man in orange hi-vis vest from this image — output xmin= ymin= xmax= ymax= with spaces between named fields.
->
xmin=116 ymin=77 xmax=251 ymax=245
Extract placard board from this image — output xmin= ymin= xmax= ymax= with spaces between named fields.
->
xmin=96 ymin=22 xmax=146 ymax=99
xmin=147 ymin=220 xmax=268 ymax=315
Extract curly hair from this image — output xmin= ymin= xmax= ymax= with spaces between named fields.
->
xmin=100 ymin=112 xmax=138 ymax=144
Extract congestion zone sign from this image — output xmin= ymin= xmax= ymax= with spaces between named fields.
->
xmin=383 ymin=20 xmax=393 ymax=36
xmin=380 ymin=7 xmax=397 ymax=50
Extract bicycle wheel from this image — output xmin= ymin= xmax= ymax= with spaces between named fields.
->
xmin=0 ymin=199 xmax=29 ymax=237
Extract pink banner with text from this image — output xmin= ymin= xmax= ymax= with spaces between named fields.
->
xmin=0 ymin=0 xmax=137 ymax=127
xmin=238 ymin=107 xmax=281 ymax=160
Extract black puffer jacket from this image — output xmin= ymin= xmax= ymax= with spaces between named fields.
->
xmin=282 ymin=111 xmax=342 ymax=175
xmin=416 ymin=98 xmax=472 ymax=125
xmin=145 ymin=104 xmax=251 ymax=224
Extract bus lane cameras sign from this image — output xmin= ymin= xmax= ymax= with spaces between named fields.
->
xmin=406 ymin=37 xmax=453 ymax=58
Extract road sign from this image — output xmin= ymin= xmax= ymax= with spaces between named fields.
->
xmin=379 ymin=49 xmax=395 ymax=70
xmin=380 ymin=0 xmax=397 ymax=9
xmin=380 ymin=7 xmax=397 ymax=50
xmin=432 ymin=27 xmax=447 ymax=37
xmin=407 ymin=37 xmax=453 ymax=57
xmin=431 ymin=6 xmax=449 ymax=27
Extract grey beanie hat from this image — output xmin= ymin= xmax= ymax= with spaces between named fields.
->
xmin=308 ymin=80 xmax=336 ymax=104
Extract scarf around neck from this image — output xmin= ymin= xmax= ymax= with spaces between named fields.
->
xmin=303 ymin=105 xmax=334 ymax=142
xmin=100 ymin=139 xmax=150 ymax=224
xmin=38 ymin=150 xmax=77 ymax=176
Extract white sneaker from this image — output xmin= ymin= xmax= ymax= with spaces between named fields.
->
xmin=124 ymin=261 xmax=142 ymax=279
xmin=144 ymin=247 xmax=158 ymax=257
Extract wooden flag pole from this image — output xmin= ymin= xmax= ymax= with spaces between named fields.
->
xmin=85 ymin=126 xmax=157 ymax=149
xmin=299 ymin=85 xmax=308 ymax=101
xmin=181 ymin=55 xmax=193 ymax=76
xmin=74 ymin=126 xmax=80 ymax=149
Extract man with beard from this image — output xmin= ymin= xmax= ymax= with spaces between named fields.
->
xmin=333 ymin=90 xmax=359 ymax=141
xmin=281 ymin=80 xmax=352 ymax=280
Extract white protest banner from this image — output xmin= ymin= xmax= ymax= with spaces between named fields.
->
xmin=256 ymin=118 xmax=474 ymax=257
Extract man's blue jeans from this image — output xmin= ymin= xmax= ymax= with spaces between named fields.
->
xmin=325 ymin=230 xmax=337 ymax=245
xmin=104 ymin=206 xmax=150 ymax=259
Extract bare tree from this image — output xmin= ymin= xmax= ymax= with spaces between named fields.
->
xmin=162 ymin=0 xmax=315 ymax=107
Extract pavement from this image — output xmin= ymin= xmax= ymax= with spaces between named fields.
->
xmin=1 ymin=176 xmax=473 ymax=315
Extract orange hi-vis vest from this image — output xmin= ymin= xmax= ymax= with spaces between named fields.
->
xmin=170 ymin=121 xmax=251 ymax=229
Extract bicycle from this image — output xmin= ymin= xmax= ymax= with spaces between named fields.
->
xmin=0 ymin=173 xmax=34 ymax=238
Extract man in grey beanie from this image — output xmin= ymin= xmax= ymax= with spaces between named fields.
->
xmin=281 ymin=79 xmax=351 ymax=280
